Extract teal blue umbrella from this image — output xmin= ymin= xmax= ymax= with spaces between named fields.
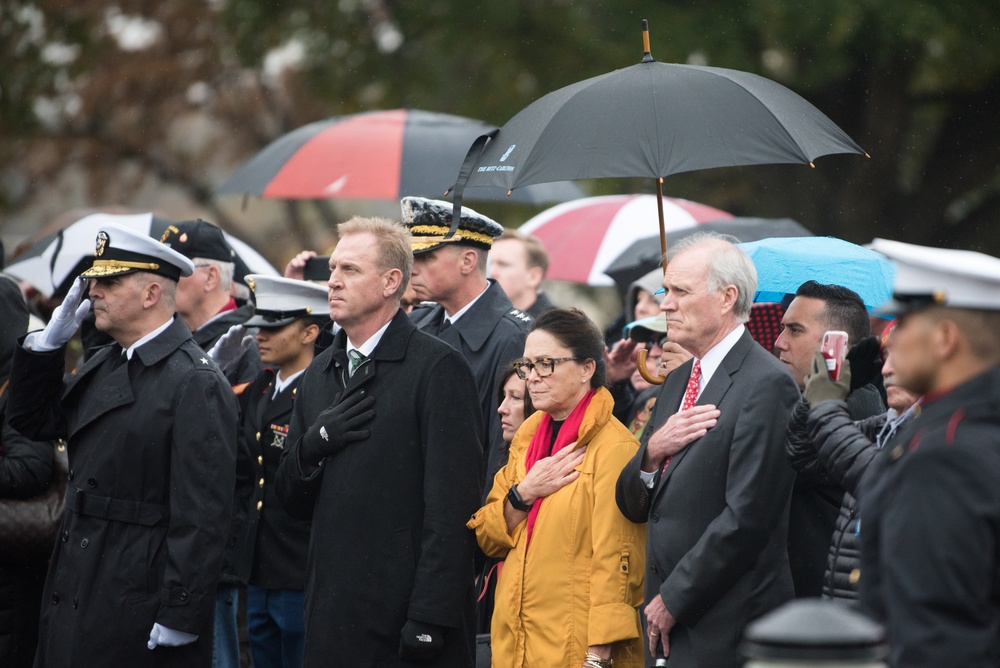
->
xmin=737 ymin=236 xmax=895 ymax=309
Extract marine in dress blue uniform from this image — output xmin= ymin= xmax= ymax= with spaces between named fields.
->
xmin=859 ymin=238 xmax=1000 ymax=668
xmin=224 ymin=274 xmax=330 ymax=668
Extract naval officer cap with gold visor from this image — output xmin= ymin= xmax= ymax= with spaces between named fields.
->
xmin=400 ymin=196 xmax=504 ymax=254
xmin=79 ymin=222 xmax=195 ymax=282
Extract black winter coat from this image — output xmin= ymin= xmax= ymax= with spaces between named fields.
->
xmin=410 ymin=280 xmax=529 ymax=490
xmin=274 ymin=310 xmax=483 ymax=668
xmin=786 ymin=398 xmax=890 ymax=601
xmin=7 ymin=318 xmax=238 ymax=668
xmin=785 ymin=385 xmax=884 ymax=597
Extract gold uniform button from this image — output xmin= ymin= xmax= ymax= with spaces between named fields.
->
xmin=890 ymin=445 xmax=904 ymax=461
xmin=256 ymin=501 xmax=263 ymax=511
xmin=849 ymin=568 xmax=861 ymax=585
xmin=256 ymin=431 xmax=261 ymax=442
xmin=258 ymin=455 xmax=263 ymax=465
xmin=259 ymin=478 xmax=265 ymax=488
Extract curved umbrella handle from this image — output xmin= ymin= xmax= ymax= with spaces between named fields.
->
xmin=635 ymin=348 xmax=665 ymax=386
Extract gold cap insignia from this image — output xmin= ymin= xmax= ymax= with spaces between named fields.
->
xmin=95 ymin=231 xmax=109 ymax=257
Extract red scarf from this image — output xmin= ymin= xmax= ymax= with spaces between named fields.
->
xmin=523 ymin=388 xmax=596 ymax=548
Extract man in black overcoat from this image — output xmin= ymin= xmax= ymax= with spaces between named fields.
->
xmin=859 ymin=238 xmax=1000 ymax=668
xmin=402 ymin=197 xmax=530 ymax=488
xmin=616 ymin=233 xmax=799 ymax=667
xmin=274 ymin=216 xmax=483 ymax=668
xmin=7 ymin=223 xmax=237 ymax=667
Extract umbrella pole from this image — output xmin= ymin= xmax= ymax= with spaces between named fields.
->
xmin=636 ymin=175 xmax=668 ymax=387
xmin=656 ymin=178 xmax=667 ymax=275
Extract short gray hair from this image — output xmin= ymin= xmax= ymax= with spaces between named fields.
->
xmin=194 ymin=258 xmax=235 ymax=292
xmin=668 ymin=232 xmax=757 ymax=323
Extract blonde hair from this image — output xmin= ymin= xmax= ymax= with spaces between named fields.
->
xmin=337 ymin=216 xmax=412 ymax=298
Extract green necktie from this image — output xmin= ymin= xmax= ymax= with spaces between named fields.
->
xmin=347 ymin=349 xmax=367 ymax=376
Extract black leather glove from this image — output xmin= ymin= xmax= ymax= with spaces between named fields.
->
xmin=299 ymin=391 xmax=376 ymax=465
xmin=845 ymin=335 xmax=883 ymax=391
xmin=399 ymin=619 xmax=446 ymax=662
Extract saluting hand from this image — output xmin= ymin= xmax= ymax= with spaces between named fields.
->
xmin=34 ymin=278 xmax=91 ymax=352
xmin=605 ymin=339 xmax=639 ymax=384
xmin=642 ymin=405 xmax=719 ymax=472
xmin=517 ymin=443 xmax=587 ymax=504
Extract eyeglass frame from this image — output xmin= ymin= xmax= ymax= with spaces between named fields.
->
xmin=513 ymin=356 xmax=586 ymax=380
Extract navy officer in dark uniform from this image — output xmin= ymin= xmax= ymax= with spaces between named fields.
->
xmin=859 ymin=238 xmax=1000 ymax=668
xmin=223 ymin=274 xmax=329 ymax=668
xmin=7 ymin=222 xmax=237 ymax=667
xmin=402 ymin=196 xmax=531 ymax=488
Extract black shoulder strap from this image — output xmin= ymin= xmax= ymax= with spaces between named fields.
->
xmin=446 ymin=129 xmax=499 ymax=238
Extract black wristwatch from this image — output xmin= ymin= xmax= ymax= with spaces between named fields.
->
xmin=507 ymin=484 xmax=533 ymax=512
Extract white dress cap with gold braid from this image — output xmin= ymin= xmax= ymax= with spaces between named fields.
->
xmin=79 ymin=222 xmax=195 ymax=282
xmin=244 ymin=274 xmax=331 ymax=327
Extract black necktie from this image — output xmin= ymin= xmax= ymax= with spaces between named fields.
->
xmin=436 ymin=312 xmax=451 ymax=335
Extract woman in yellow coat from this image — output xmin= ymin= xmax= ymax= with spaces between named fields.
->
xmin=468 ymin=308 xmax=646 ymax=668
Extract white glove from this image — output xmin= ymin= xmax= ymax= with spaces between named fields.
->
xmin=147 ymin=622 xmax=198 ymax=650
xmin=207 ymin=324 xmax=253 ymax=372
xmin=32 ymin=278 xmax=91 ymax=352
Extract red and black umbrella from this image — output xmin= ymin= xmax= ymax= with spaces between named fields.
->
xmin=216 ymin=108 xmax=584 ymax=205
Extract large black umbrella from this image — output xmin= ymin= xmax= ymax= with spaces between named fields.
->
xmin=216 ymin=108 xmax=584 ymax=205
xmin=604 ymin=217 xmax=814 ymax=293
xmin=448 ymin=21 xmax=866 ymax=268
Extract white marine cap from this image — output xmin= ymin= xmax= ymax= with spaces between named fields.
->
xmin=869 ymin=238 xmax=1000 ymax=314
xmin=244 ymin=274 xmax=331 ymax=327
xmin=79 ymin=222 xmax=194 ymax=281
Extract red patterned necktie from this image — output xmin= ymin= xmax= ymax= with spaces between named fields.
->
xmin=663 ymin=359 xmax=702 ymax=472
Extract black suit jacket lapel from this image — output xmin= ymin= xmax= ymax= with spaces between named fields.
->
xmin=652 ymin=330 xmax=754 ymax=497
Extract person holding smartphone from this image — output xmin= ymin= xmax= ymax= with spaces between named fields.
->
xmin=775 ymin=281 xmax=885 ymax=599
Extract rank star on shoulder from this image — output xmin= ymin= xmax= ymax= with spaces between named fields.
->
xmin=200 ymin=357 xmax=210 ymax=365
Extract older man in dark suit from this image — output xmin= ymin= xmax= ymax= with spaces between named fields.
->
xmin=616 ymin=232 xmax=799 ymax=667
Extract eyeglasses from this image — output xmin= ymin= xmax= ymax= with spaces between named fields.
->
xmin=513 ymin=357 xmax=585 ymax=379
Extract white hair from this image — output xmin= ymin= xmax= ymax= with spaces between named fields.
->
xmin=668 ymin=232 xmax=757 ymax=323
xmin=194 ymin=258 xmax=235 ymax=292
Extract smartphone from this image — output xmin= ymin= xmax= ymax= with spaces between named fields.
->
xmin=821 ymin=330 xmax=849 ymax=381
xmin=303 ymin=255 xmax=331 ymax=281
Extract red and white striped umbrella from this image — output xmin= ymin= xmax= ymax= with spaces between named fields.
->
xmin=518 ymin=194 xmax=732 ymax=286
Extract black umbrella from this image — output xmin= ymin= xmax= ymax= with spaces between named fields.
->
xmin=448 ymin=21 xmax=866 ymax=270
xmin=604 ymin=217 xmax=814 ymax=293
